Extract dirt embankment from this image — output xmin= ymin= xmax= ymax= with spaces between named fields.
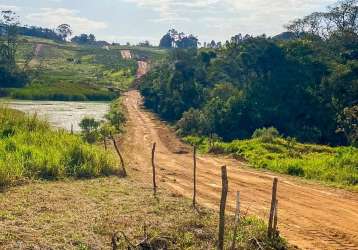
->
xmin=120 ymin=50 xmax=132 ymax=59
xmin=136 ymin=61 xmax=150 ymax=78
xmin=120 ymin=90 xmax=358 ymax=250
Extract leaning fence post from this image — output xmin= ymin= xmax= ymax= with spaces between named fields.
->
xmin=268 ymin=178 xmax=278 ymax=238
xmin=111 ymin=136 xmax=127 ymax=177
xmin=152 ymin=142 xmax=157 ymax=195
xmin=230 ymin=191 xmax=240 ymax=250
xmin=193 ymin=146 xmax=197 ymax=208
xmin=218 ymin=165 xmax=228 ymax=250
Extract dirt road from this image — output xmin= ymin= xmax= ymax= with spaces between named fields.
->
xmin=121 ymin=90 xmax=358 ymax=250
xmin=29 ymin=43 xmax=44 ymax=67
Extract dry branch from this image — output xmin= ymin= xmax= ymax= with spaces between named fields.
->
xmin=152 ymin=142 xmax=157 ymax=195
xmin=193 ymin=146 xmax=197 ymax=208
xmin=218 ymin=165 xmax=228 ymax=250
xmin=268 ymin=177 xmax=278 ymax=238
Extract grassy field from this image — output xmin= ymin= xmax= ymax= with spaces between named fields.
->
xmin=184 ymin=135 xmax=358 ymax=190
xmin=0 ymin=176 xmax=289 ymax=249
xmin=3 ymin=37 xmax=141 ymax=101
xmin=0 ymin=107 xmax=119 ymax=188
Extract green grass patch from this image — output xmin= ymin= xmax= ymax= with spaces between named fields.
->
xmin=8 ymin=83 xmax=116 ymax=101
xmin=0 ymin=107 xmax=119 ymax=187
xmin=184 ymin=136 xmax=358 ymax=189
xmin=10 ymin=37 xmax=139 ymax=101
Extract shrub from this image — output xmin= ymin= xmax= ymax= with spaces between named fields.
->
xmin=287 ymin=165 xmax=305 ymax=177
xmin=252 ymin=127 xmax=280 ymax=143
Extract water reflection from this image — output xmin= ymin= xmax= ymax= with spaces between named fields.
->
xmin=3 ymin=100 xmax=110 ymax=132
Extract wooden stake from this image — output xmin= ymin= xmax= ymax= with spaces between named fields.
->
xmin=193 ymin=146 xmax=197 ymax=208
xmin=218 ymin=165 xmax=228 ymax=250
xmin=111 ymin=137 xmax=127 ymax=177
xmin=104 ymin=138 xmax=107 ymax=150
xmin=152 ymin=143 xmax=157 ymax=195
xmin=268 ymin=178 xmax=278 ymax=238
xmin=71 ymin=124 xmax=74 ymax=134
xmin=273 ymin=199 xmax=278 ymax=237
xmin=230 ymin=191 xmax=240 ymax=250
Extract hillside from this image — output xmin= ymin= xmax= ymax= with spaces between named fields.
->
xmin=1 ymin=36 xmax=166 ymax=101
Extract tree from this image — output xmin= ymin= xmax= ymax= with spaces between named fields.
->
xmin=79 ymin=117 xmax=100 ymax=143
xmin=337 ymin=105 xmax=358 ymax=146
xmin=0 ymin=10 xmax=28 ymax=88
xmin=0 ymin=10 xmax=19 ymax=68
xmin=56 ymin=24 xmax=72 ymax=41
xmin=159 ymin=33 xmax=173 ymax=48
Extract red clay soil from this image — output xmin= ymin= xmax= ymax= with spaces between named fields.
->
xmin=120 ymin=90 xmax=358 ymax=250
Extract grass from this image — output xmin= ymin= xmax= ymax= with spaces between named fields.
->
xmin=0 ymin=107 xmax=119 ymax=188
xmin=3 ymin=37 xmax=140 ymax=101
xmin=0 ymin=176 xmax=290 ymax=249
xmin=8 ymin=83 xmax=116 ymax=101
xmin=184 ymin=135 xmax=358 ymax=190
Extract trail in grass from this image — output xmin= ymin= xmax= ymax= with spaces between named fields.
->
xmin=120 ymin=90 xmax=358 ymax=250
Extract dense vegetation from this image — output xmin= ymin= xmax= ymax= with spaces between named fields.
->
xmin=185 ymin=127 xmax=358 ymax=189
xmin=140 ymin=0 xmax=357 ymax=147
xmin=0 ymin=11 xmax=29 ymax=89
xmin=0 ymin=107 xmax=119 ymax=187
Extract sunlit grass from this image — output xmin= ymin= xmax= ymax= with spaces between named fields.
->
xmin=184 ymin=136 xmax=358 ymax=189
xmin=0 ymin=107 xmax=119 ymax=187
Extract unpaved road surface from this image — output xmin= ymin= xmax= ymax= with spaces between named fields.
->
xmin=29 ymin=43 xmax=44 ymax=67
xmin=121 ymin=90 xmax=358 ymax=250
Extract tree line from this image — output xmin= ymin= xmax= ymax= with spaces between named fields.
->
xmin=140 ymin=0 xmax=358 ymax=146
xmin=159 ymin=29 xmax=199 ymax=49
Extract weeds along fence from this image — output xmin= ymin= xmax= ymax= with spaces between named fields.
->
xmin=148 ymin=141 xmax=280 ymax=250
xmin=109 ymin=139 xmax=280 ymax=249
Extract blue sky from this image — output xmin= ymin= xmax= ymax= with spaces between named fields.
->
xmin=1 ymin=0 xmax=335 ymax=45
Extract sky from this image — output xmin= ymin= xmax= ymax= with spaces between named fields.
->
xmin=0 ymin=0 xmax=336 ymax=45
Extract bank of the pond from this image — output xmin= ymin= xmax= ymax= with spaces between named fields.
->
xmin=0 ymin=107 xmax=119 ymax=188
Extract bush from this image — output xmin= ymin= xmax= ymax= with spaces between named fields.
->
xmin=287 ymin=165 xmax=305 ymax=176
xmin=252 ymin=127 xmax=280 ymax=143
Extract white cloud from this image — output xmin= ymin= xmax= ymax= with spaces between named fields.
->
xmin=0 ymin=5 xmax=20 ymax=11
xmin=25 ymin=8 xmax=107 ymax=34
xmin=123 ymin=0 xmax=220 ymax=22
xmin=123 ymin=0 xmax=335 ymax=35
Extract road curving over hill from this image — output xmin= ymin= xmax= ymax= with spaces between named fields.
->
xmin=120 ymin=90 xmax=358 ymax=250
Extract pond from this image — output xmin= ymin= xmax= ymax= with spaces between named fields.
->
xmin=2 ymin=100 xmax=110 ymax=132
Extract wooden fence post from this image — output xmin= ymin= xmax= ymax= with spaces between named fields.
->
xmin=193 ymin=146 xmax=197 ymax=208
xmin=273 ymin=199 xmax=278 ymax=237
xmin=71 ymin=124 xmax=74 ymax=134
xmin=268 ymin=178 xmax=278 ymax=238
xmin=230 ymin=191 xmax=240 ymax=250
xmin=111 ymin=137 xmax=127 ymax=177
xmin=218 ymin=165 xmax=228 ymax=250
xmin=152 ymin=143 xmax=157 ymax=195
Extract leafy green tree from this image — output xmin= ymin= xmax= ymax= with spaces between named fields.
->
xmin=56 ymin=24 xmax=72 ymax=41
xmin=159 ymin=33 xmax=173 ymax=48
xmin=79 ymin=117 xmax=100 ymax=143
xmin=337 ymin=105 xmax=358 ymax=146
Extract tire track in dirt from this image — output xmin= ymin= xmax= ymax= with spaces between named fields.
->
xmin=121 ymin=90 xmax=358 ymax=250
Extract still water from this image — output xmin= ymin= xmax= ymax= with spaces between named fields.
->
xmin=3 ymin=100 xmax=110 ymax=132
